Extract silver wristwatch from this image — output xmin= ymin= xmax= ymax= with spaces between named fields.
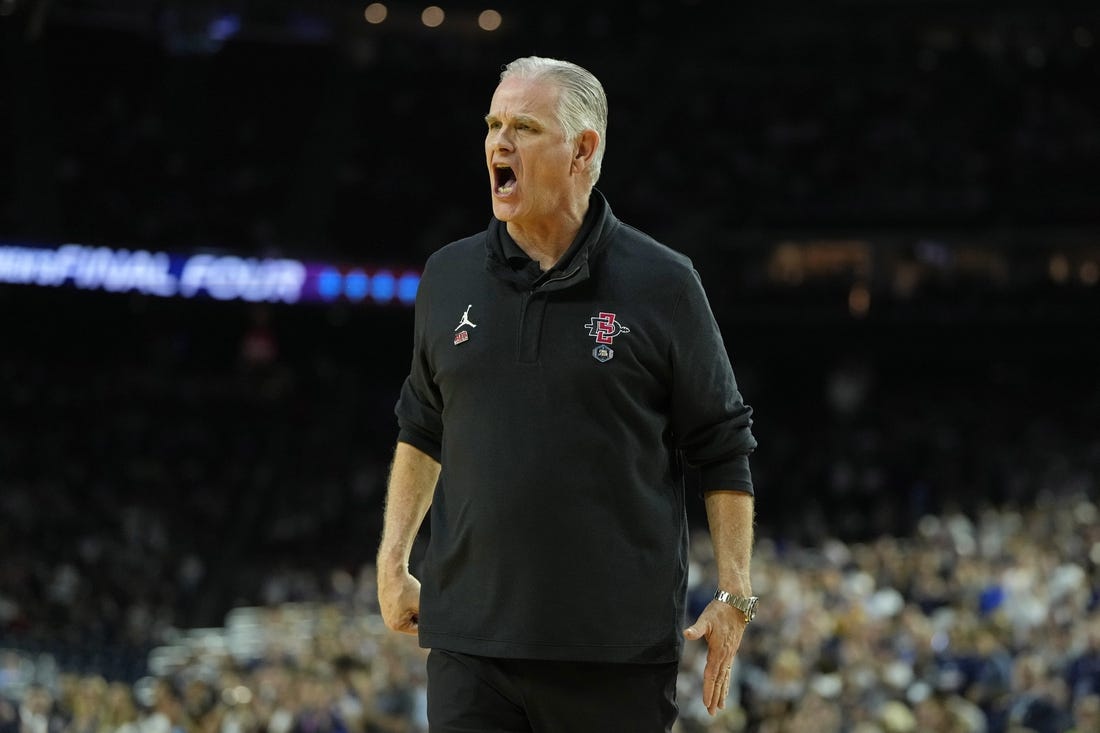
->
xmin=713 ymin=589 xmax=759 ymax=623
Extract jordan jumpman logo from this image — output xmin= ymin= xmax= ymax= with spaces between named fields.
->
xmin=455 ymin=305 xmax=477 ymax=331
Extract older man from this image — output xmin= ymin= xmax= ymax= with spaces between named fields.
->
xmin=377 ymin=56 xmax=758 ymax=732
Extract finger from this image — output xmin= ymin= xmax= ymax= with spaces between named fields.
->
xmin=702 ymin=664 xmax=721 ymax=711
xmin=705 ymin=653 xmax=736 ymax=710
xmin=390 ymin=611 xmax=418 ymax=635
xmin=718 ymin=666 xmax=731 ymax=710
xmin=683 ymin=618 xmax=709 ymax=641
xmin=706 ymin=665 xmax=732 ymax=715
xmin=702 ymin=653 xmax=726 ymax=706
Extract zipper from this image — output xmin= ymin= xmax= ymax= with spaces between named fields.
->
xmin=517 ymin=264 xmax=582 ymax=362
xmin=536 ymin=265 xmax=582 ymax=290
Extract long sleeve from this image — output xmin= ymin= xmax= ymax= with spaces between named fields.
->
xmin=668 ymin=268 xmax=757 ymax=493
xmin=395 ymin=259 xmax=444 ymax=461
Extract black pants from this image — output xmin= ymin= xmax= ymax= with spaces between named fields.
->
xmin=426 ymin=649 xmax=679 ymax=733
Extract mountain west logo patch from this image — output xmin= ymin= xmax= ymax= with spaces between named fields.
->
xmin=585 ymin=312 xmax=629 ymax=362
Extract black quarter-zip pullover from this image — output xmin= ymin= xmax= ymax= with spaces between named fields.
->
xmin=395 ymin=189 xmax=756 ymax=663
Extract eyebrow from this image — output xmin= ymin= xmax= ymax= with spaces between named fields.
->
xmin=484 ymin=113 xmax=542 ymax=128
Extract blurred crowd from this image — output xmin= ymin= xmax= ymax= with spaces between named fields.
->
xmin=0 ymin=283 xmax=1096 ymax=732
xmin=4 ymin=4 xmax=1099 ymax=260
xmin=0 ymin=295 xmax=408 ymax=666
xmin=3 ymin=497 xmax=1100 ymax=733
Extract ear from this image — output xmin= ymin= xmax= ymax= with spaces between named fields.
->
xmin=571 ymin=129 xmax=600 ymax=175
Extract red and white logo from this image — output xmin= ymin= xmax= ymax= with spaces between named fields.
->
xmin=584 ymin=312 xmax=630 ymax=345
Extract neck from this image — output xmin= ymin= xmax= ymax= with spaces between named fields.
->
xmin=506 ymin=198 xmax=589 ymax=271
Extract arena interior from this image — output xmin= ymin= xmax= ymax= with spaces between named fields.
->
xmin=2 ymin=1 xmax=1099 ymax=731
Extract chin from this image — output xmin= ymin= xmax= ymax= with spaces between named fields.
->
xmin=491 ymin=200 xmax=518 ymax=222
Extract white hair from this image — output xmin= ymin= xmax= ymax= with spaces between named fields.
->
xmin=500 ymin=56 xmax=608 ymax=185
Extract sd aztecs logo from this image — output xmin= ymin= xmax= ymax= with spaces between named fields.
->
xmin=585 ymin=312 xmax=629 ymax=362
xmin=584 ymin=312 xmax=630 ymax=345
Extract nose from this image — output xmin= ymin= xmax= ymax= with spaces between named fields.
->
xmin=487 ymin=126 xmax=514 ymax=152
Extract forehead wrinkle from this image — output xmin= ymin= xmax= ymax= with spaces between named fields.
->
xmin=489 ymin=80 xmax=561 ymax=127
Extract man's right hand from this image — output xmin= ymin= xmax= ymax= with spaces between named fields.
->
xmin=376 ymin=442 xmax=439 ymax=635
xmin=378 ymin=568 xmax=422 ymax=635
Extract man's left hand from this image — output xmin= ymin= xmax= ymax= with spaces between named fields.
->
xmin=683 ymin=601 xmax=747 ymax=716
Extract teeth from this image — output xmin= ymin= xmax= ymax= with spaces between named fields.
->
xmin=497 ymin=184 xmax=515 ymax=195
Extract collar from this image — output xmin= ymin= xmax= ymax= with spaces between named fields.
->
xmin=500 ymin=230 xmax=531 ymax=268
xmin=486 ymin=189 xmax=618 ymax=292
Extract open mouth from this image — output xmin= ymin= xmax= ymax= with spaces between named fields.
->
xmin=493 ymin=164 xmax=517 ymax=195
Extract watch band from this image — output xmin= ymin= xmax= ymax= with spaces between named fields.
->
xmin=714 ymin=589 xmax=759 ymax=623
